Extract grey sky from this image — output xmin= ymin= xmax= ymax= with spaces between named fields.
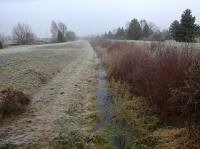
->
xmin=0 ymin=0 xmax=200 ymax=37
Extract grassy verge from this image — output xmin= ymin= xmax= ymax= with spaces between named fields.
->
xmin=99 ymin=81 xmax=166 ymax=149
xmin=0 ymin=45 xmax=80 ymax=95
xmin=53 ymin=95 xmax=106 ymax=149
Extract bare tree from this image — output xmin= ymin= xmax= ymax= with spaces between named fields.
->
xmin=0 ymin=33 xmax=9 ymax=48
xmin=50 ymin=21 xmax=58 ymax=41
xmin=50 ymin=21 xmax=76 ymax=42
xmin=66 ymin=31 xmax=76 ymax=41
xmin=148 ymin=22 xmax=160 ymax=33
xmin=51 ymin=21 xmax=67 ymax=42
xmin=58 ymin=22 xmax=67 ymax=36
xmin=12 ymin=23 xmax=35 ymax=45
xmin=0 ymin=34 xmax=4 ymax=48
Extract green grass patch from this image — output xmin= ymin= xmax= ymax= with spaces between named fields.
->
xmin=84 ymin=112 xmax=100 ymax=125
xmin=97 ymin=124 xmax=162 ymax=149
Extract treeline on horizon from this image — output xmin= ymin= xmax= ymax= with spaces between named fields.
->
xmin=0 ymin=21 xmax=76 ymax=48
xmin=99 ymin=9 xmax=200 ymax=42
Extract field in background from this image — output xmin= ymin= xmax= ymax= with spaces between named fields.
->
xmin=110 ymin=40 xmax=200 ymax=52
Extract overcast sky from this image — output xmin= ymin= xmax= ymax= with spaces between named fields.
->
xmin=0 ymin=0 xmax=200 ymax=37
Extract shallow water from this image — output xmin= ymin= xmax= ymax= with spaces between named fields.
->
xmin=94 ymin=58 xmax=130 ymax=149
xmin=95 ymin=58 xmax=113 ymax=128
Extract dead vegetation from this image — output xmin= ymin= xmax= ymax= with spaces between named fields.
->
xmin=0 ymin=88 xmax=30 ymax=119
xmin=91 ymin=40 xmax=200 ymax=148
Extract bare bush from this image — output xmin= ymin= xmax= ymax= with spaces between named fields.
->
xmin=12 ymin=23 xmax=35 ymax=45
xmin=0 ymin=88 xmax=30 ymax=118
xmin=92 ymin=40 xmax=199 ymax=121
xmin=91 ymin=40 xmax=200 ymax=147
xmin=51 ymin=21 xmax=59 ymax=42
xmin=145 ymin=48 xmax=194 ymax=119
xmin=171 ymin=54 xmax=200 ymax=121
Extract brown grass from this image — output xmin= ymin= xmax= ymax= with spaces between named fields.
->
xmin=0 ymin=88 xmax=30 ymax=118
xmin=91 ymin=40 xmax=200 ymax=147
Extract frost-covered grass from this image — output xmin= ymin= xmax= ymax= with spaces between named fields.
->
xmin=110 ymin=40 xmax=200 ymax=52
xmin=0 ymin=42 xmax=82 ymax=95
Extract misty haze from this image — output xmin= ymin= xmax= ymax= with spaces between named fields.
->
xmin=0 ymin=0 xmax=200 ymax=149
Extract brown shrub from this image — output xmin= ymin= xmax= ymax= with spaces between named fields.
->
xmin=104 ymin=48 xmax=149 ymax=95
xmin=93 ymin=40 xmax=199 ymax=120
xmin=107 ymin=41 xmax=136 ymax=53
xmin=90 ymin=40 xmax=112 ymax=49
xmin=0 ymin=88 xmax=30 ymax=118
xmin=145 ymin=49 xmax=194 ymax=120
xmin=170 ymin=54 xmax=200 ymax=122
xmin=98 ymin=40 xmax=112 ymax=49
xmin=93 ymin=40 xmax=200 ymax=148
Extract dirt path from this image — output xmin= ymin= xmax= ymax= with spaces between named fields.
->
xmin=0 ymin=41 xmax=97 ymax=146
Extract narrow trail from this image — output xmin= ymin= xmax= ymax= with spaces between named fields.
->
xmin=0 ymin=41 xmax=96 ymax=146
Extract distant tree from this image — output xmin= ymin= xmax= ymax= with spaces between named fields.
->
xmin=196 ymin=25 xmax=200 ymax=36
xmin=12 ymin=23 xmax=35 ymax=45
xmin=58 ymin=22 xmax=68 ymax=41
xmin=50 ymin=21 xmax=76 ymax=42
xmin=143 ymin=23 xmax=152 ymax=37
xmin=0 ymin=34 xmax=5 ymax=48
xmin=148 ymin=22 xmax=160 ymax=33
xmin=161 ymin=29 xmax=170 ymax=40
xmin=51 ymin=21 xmax=59 ymax=42
xmin=57 ymin=30 xmax=65 ymax=42
xmin=180 ymin=9 xmax=198 ymax=42
xmin=0 ymin=35 xmax=3 ymax=49
xmin=115 ymin=27 xmax=126 ymax=40
xmin=140 ymin=20 xmax=153 ymax=38
xmin=58 ymin=22 xmax=67 ymax=35
xmin=140 ymin=20 xmax=146 ymax=30
xmin=169 ymin=20 xmax=182 ymax=41
xmin=127 ymin=19 xmax=142 ymax=40
xmin=107 ymin=31 xmax=114 ymax=39
xmin=57 ymin=22 xmax=67 ymax=42
xmin=66 ymin=31 xmax=76 ymax=41
xmin=102 ymin=32 xmax=108 ymax=39
xmin=0 ymin=42 xmax=3 ymax=49
xmin=170 ymin=9 xmax=199 ymax=42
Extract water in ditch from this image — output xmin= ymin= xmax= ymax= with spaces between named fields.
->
xmin=95 ymin=60 xmax=113 ymax=128
xmin=94 ymin=58 xmax=130 ymax=149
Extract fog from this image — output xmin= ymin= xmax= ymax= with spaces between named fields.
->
xmin=0 ymin=0 xmax=200 ymax=37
